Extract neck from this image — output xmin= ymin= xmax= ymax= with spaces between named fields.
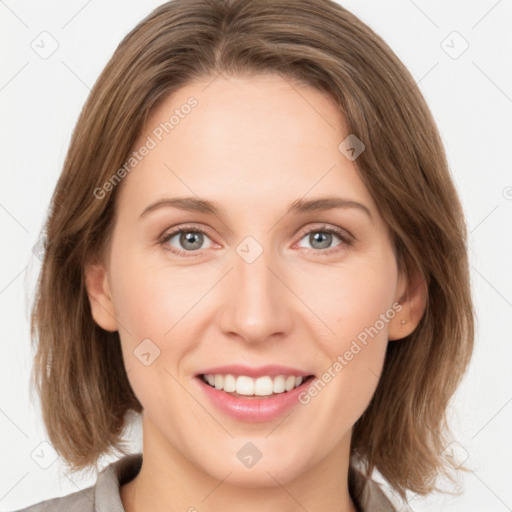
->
xmin=121 ymin=415 xmax=357 ymax=512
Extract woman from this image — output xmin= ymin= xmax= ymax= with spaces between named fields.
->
xmin=17 ymin=0 xmax=474 ymax=510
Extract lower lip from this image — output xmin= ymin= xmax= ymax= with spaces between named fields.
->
xmin=195 ymin=375 xmax=316 ymax=423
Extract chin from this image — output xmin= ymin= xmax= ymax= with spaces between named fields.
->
xmin=199 ymin=449 xmax=308 ymax=489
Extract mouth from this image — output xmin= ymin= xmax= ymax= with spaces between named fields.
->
xmin=194 ymin=371 xmax=317 ymax=422
xmin=196 ymin=373 xmax=316 ymax=399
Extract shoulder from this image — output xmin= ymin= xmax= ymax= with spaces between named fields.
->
xmin=10 ymin=485 xmax=95 ymax=512
xmin=11 ymin=453 xmax=143 ymax=512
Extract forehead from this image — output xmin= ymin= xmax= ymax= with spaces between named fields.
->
xmin=116 ymin=73 xmax=377 ymax=222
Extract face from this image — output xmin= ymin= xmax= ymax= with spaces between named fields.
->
xmin=87 ymin=73 xmax=413 ymax=487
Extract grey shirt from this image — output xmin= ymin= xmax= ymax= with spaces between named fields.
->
xmin=12 ymin=453 xmax=398 ymax=511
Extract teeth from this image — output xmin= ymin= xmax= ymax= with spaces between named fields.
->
xmin=202 ymin=374 xmax=306 ymax=396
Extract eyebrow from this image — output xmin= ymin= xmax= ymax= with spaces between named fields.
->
xmin=139 ymin=196 xmax=373 ymax=222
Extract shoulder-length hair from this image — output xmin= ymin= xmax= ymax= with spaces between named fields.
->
xmin=30 ymin=0 xmax=474 ymax=502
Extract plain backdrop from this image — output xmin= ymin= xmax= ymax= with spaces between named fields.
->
xmin=1 ymin=0 xmax=511 ymax=510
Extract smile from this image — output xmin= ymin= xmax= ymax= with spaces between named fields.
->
xmin=201 ymin=373 xmax=309 ymax=397
xmin=195 ymin=373 xmax=316 ymax=422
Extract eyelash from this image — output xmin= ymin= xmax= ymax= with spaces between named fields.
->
xmin=158 ymin=223 xmax=354 ymax=258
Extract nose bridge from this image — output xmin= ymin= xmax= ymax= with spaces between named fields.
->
xmin=218 ymin=239 xmax=292 ymax=342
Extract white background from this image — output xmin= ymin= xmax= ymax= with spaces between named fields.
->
xmin=1 ymin=0 xmax=511 ymax=510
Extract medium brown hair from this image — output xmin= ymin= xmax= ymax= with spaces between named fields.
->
xmin=30 ymin=0 xmax=474 ymax=502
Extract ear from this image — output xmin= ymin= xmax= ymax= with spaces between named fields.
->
xmin=388 ymin=264 xmax=428 ymax=341
xmin=84 ymin=261 xmax=118 ymax=332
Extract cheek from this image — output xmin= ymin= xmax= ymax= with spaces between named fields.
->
xmin=109 ymin=251 xmax=214 ymax=380
xmin=292 ymin=260 xmax=397 ymax=461
xmin=110 ymin=252 xmax=199 ymax=336
xmin=305 ymin=250 xmax=398 ymax=398
xmin=305 ymin=253 xmax=398 ymax=347
xmin=299 ymin=271 xmax=397 ymax=437
xmin=109 ymin=258 xmax=200 ymax=415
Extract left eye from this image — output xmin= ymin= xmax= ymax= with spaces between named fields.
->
xmin=296 ymin=227 xmax=351 ymax=252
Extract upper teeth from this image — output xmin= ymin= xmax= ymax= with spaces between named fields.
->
xmin=202 ymin=374 xmax=305 ymax=396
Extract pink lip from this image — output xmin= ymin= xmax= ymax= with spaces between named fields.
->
xmin=195 ymin=364 xmax=313 ymax=378
xmin=194 ymin=374 xmax=316 ymax=423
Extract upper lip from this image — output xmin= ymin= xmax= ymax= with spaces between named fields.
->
xmin=195 ymin=364 xmax=314 ymax=379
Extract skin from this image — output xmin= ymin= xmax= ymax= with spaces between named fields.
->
xmin=85 ymin=73 xmax=427 ymax=512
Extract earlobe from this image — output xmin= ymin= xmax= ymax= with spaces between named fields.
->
xmin=388 ymin=266 xmax=428 ymax=341
xmin=84 ymin=262 xmax=118 ymax=332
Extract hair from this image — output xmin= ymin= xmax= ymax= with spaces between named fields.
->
xmin=30 ymin=0 xmax=474 ymax=503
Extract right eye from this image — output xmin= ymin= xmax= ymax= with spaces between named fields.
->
xmin=159 ymin=226 xmax=215 ymax=257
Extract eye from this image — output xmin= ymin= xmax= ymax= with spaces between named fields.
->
xmin=159 ymin=223 xmax=354 ymax=258
xmin=295 ymin=225 xmax=353 ymax=254
xmin=159 ymin=225 xmax=214 ymax=257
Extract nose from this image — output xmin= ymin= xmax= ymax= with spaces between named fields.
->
xmin=217 ymin=243 xmax=294 ymax=345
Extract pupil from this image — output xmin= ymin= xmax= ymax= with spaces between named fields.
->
xmin=311 ymin=232 xmax=331 ymax=249
xmin=182 ymin=231 xmax=202 ymax=250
